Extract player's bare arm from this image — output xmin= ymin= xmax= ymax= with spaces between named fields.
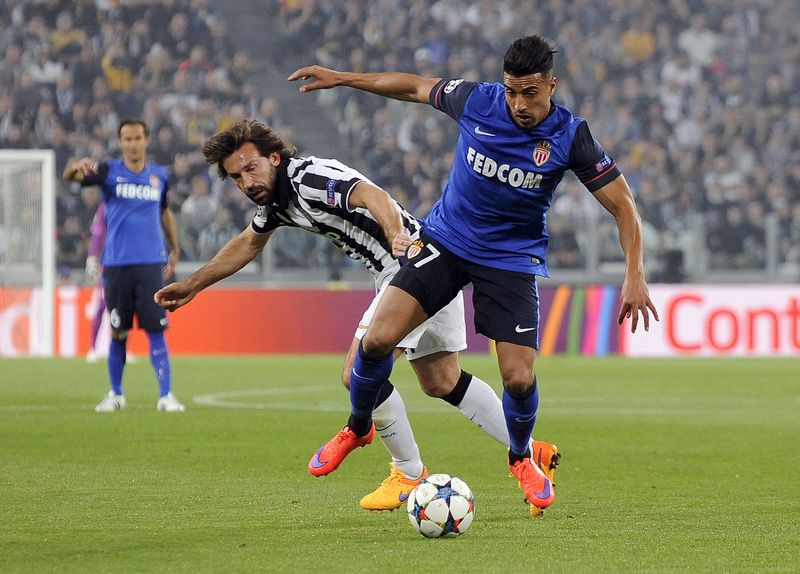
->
xmin=161 ymin=208 xmax=180 ymax=280
xmin=62 ymin=157 xmax=96 ymax=182
xmin=155 ymin=227 xmax=271 ymax=311
xmin=348 ymin=181 xmax=411 ymax=257
xmin=593 ymin=175 xmax=660 ymax=332
xmin=288 ymin=65 xmax=440 ymax=104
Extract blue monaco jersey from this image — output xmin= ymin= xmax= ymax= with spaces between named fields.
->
xmin=82 ymin=159 xmax=170 ymax=266
xmin=426 ymin=79 xmax=621 ymax=275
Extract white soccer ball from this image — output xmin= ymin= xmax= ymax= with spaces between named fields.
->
xmin=406 ymin=473 xmax=475 ymax=538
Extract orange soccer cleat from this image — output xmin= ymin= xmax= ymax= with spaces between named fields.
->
xmin=509 ymin=456 xmax=555 ymax=514
xmin=359 ymin=463 xmax=429 ymax=511
xmin=532 ymin=440 xmax=561 ymax=485
xmin=308 ymin=424 xmax=375 ymax=477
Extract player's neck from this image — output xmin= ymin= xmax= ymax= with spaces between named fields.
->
xmin=123 ymin=158 xmax=146 ymax=173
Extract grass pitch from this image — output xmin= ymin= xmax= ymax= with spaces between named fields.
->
xmin=1 ymin=355 xmax=798 ymax=573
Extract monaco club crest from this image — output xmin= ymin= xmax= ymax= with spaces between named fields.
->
xmin=533 ymin=141 xmax=551 ymax=166
xmin=406 ymin=239 xmax=424 ymax=259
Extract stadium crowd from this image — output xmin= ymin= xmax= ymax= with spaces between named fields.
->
xmin=279 ymin=0 xmax=800 ymax=279
xmin=1 ymin=0 xmax=799 ymax=280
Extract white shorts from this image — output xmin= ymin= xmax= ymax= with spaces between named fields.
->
xmin=354 ymin=285 xmax=467 ymax=361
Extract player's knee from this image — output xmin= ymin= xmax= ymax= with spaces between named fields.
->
xmin=360 ymin=332 xmax=394 ymax=357
xmin=501 ymin=367 xmax=534 ymax=395
xmin=418 ymin=380 xmax=447 ymax=398
xmin=111 ymin=329 xmax=129 ymax=341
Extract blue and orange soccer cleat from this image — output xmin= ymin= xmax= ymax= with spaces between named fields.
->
xmin=359 ymin=463 xmax=429 ymax=511
xmin=509 ymin=455 xmax=556 ymax=516
xmin=308 ymin=424 xmax=375 ymax=477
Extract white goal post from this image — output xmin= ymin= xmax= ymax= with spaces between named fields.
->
xmin=0 ymin=149 xmax=56 ymax=357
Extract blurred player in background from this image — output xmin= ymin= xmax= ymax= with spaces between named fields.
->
xmin=84 ymin=202 xmax=106 ymax=364
xmin=290 ymin=34 xmax=659 ymax=515
xmin=154 ymin=119 xmax=560 ymax=510
xmin=64 ymin=119 xmax=182 ymax=412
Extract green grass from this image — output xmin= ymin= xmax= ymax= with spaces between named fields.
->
xmin=1 ymin=356 xmax=798 ymax=573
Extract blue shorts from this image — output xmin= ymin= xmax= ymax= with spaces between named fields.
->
xmin=103 ymin=264 xmax=168 ymax=332
xmin=390 ymin=233 xmax=540 ymax=348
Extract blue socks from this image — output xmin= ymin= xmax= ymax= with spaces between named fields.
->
xmin=106 ymin=332 xmax=171 ymax=398
xmin=108 ymin=338 xmax=126 ymax=395
xmin=349 ymin=343 xmax=393 ymax=436
xmin=503 ymin=377 xmax=539 ymax=460
xmin=147 ymin=331 xmax=171 ymax=397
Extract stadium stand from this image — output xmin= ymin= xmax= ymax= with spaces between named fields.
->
xmin=0 ymin=0 xmax=798 ymax=283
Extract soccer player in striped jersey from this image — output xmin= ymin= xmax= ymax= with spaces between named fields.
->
xmin=290 ymin=35 xmax=659 ymax=515
xmin=64 ymin=119 xmax=183 ymax=413
xmin=154 ymin=119 xmax=559 ymax=510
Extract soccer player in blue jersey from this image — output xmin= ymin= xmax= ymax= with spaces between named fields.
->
xmin=290 ymin=35 xmax=659 ymax=514
xmin=63 ymin=119 xmax=183 ymax=412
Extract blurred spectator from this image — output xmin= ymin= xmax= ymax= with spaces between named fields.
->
xmin=548 ymin=215 xmax=583 ymax=270
xmin=198 ymin=207 xmax=238 ymax=261
xmin=707 ymin=204 xmax=762 ymax=269
xmin=56 ymin=214 xmax=88 ymax=275
xmin=677 ymin=13 xmax=719 ymax=68
xmin=179 ymin=174 xmax=218 ymax=260
xmin=49 ymin=12 xmax=87 ymax=58
xmin=177 ymin=45 xmax=213 ymax=93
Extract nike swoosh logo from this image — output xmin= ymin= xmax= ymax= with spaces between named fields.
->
xmin=515 ymin=325 xmax=536 ymax=333
xmin=309 ymin=448 xmax=327 ymax=469
xmin=398 ymin=492 xmax=410 ymax=502
xmin=535 ymin=479 xmax=552 ymax=500
xmin=474 ymin=126 xmax=496 ymax=137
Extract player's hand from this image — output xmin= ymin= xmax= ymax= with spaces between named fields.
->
xmin=391 ymin=232 xmax=413 ymax=258
xmin=154 ymin=281 xmax=195 ymax=312
xmin=617 ymin=274 xmax=659 ymax=333
xmin=287 ymin=65 xmax=343 ymax=93
xmin=73 ymin=157 xmax=96 ymax=177
xmin=85 ymin=255 xmax=100 ymax=283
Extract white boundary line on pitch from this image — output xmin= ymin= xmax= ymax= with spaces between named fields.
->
xmin=191 ymin=386 xmax=795 ymax=416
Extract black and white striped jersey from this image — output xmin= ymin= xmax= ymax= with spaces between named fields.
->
xmin=250 ymin=155 xmax=422 ymax=284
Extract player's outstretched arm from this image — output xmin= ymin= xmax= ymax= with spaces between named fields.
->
xmin=288 ymin=65 xmax=440 ymax=104
xmin=592 ymin=175 xmax=660 ymax=333
xmin=154 ymin=227 xmax=271 ymax=311
xmin=348 ymin=181 xmax=411 ymax=257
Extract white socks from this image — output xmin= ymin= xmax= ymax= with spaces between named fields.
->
xmin=372 ymin=387 xmax=425 ymax=479
xmin=454 ymin=375 xmax=510 ymax=447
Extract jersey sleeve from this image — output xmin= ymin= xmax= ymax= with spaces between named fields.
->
xmin=250 ymin=206 xmax=282 ymax=234
xmin=569 ymin=121 xmax=621 ymax=192
xmin=429 ymin=78 xmax=478 ymax=121
xmin=81 ymin=162 xmax=109 ymax=187
xmin=161 ymin=166 xmax=170 ymax=209
xmin=159 ymin=166 xmax=171 ymax=209
xmin=342 ymin=178 xmax=368 ymax=213
xmin=295 ymin=159 xmax=364 ymax=213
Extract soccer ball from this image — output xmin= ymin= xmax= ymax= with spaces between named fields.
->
xmin=406 ymin=473 xmax=475 ymax=538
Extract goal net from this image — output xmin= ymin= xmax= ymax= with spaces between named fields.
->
xmin=0 ymin=150 xmax=56 ymax=357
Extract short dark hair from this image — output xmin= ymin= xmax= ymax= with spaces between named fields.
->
xmin=503 ymin=35 xmax=558 ymax=77
xmin=202 ymin=119 xmax=296 ymax=179
xmin=118 ymin=119 xmax=149 ymax=138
